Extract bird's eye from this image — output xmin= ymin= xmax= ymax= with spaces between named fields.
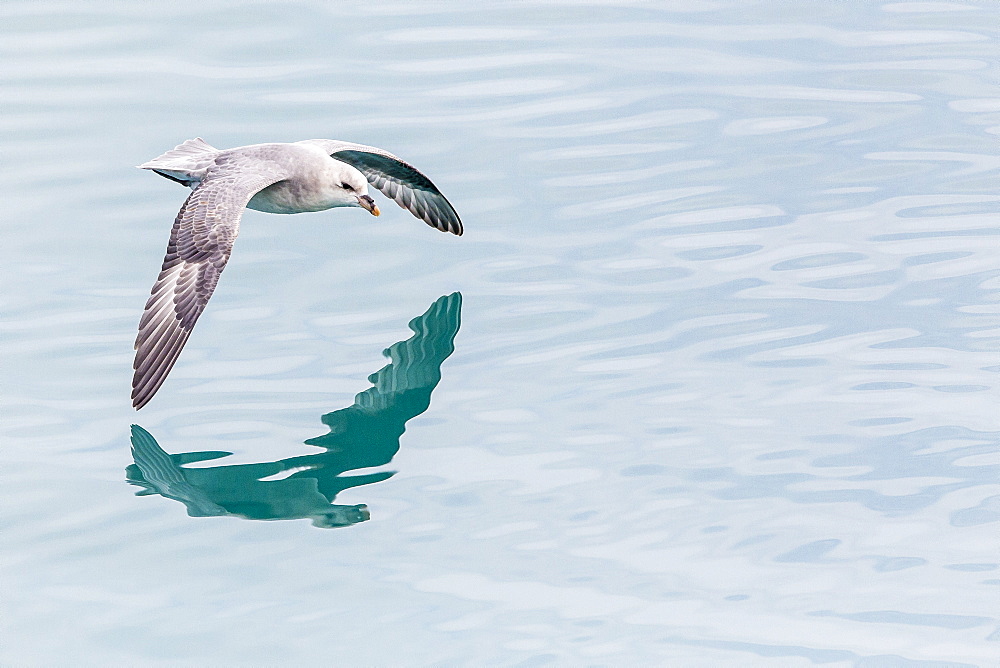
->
xmin=341 ymin=182 xmax=354 ymax=191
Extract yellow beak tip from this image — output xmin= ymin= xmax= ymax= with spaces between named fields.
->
xmin=372 ymin=206 xmax=381 ymax=217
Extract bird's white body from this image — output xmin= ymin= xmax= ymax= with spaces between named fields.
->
xmin=140 ymin=140 xmax=372 ymax=214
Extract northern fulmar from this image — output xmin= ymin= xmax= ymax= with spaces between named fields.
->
xmin=132 ymin=138 xmax=462 ymax=410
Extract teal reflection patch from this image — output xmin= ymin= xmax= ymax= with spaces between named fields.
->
xmin=127 ymin=292 xmax=462 ymax=528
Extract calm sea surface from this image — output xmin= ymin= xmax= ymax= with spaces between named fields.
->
xmin=4 ymin=1 xmax=1000 ymax=665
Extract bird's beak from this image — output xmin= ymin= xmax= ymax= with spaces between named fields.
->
xmin=358 ymin=195 xmax=380 ymax=217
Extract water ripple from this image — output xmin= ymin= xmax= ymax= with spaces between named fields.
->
xmin=5 ymin=0 xmax=1000 ymax=664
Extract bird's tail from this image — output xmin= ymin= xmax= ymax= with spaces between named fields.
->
xmin=138 ymin=137 xmax=219 ymax=186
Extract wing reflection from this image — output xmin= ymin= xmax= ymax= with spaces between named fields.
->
xmin=126 ymin=292 xmax=462 ymax=528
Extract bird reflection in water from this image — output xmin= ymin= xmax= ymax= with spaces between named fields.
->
xmin=127 ymin=292 xmax=462 ymax=528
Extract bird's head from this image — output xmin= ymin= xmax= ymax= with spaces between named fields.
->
xmin=311 ymin=504 xmax=371 ymax=528
xmin=331 ymin=162 xmax=379 ymax=216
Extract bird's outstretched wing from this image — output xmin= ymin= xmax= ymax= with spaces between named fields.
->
xmin=299 ymin=139 xmax=463 ymax=236
xmin=132 ymin=159 xmax=287 ymax=409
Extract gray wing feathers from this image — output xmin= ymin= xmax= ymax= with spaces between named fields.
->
xmin=301 ymin=139 xmax=463 ymax=236
xmin=132 ymin=163 xmax=285 ymax=409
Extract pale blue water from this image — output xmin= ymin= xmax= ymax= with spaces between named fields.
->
xmin=4 ymin=1 xmax=1000 ymax=665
